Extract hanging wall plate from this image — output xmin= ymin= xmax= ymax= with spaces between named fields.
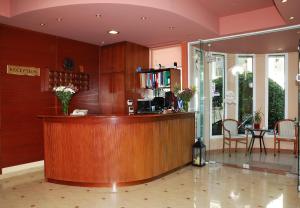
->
xmin=63 ymin=58 xmax=75 ymax=71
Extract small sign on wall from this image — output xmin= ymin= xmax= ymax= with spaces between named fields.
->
xmin=7 ymin=65 xmax=40 ymax=76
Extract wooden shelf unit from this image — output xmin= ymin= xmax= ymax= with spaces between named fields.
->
xmin=137 ymin=68 xmax=181 ymax=92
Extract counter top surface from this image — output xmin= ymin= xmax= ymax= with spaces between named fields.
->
xmin=39 ymin=112 xmax=195 ymax=119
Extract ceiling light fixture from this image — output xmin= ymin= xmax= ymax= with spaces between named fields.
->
xmin=40 ymin=23 xmax=46 ymax=26
xmin=169 ymin=26 xmax=175 ymax=30
xmin=281 ymin=0 xmax=287 ymax=3
xmin=289 ymin=16 xmax=294 ymax=20
xmin=56 ymin=18 xmax=63 ymax=22
xmin=101 ymin=41 xmax=105 ymax=45
xmin=96 ymin=14 xmax=102 ymax=18
xmin=107 ymin=30 xmax=119 ymax=35
xmin=140 ymin=16 xmax=147 ymax=20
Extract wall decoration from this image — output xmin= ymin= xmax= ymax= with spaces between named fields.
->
xmin=224 ymin=91 xmax=236 ymax=104
xmin=63 ymin=58 xmax=75 ymax=71
xmin=7 ymin=65 xmax=40 ymax=76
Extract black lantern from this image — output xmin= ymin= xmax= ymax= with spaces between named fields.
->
xmin=192 ymin=138 xmax=206 ymax=167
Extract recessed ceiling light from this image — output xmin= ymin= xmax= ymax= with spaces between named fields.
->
xmin=289 ymin=16 xmax=294 ymax=20
xmin=277 ymin=48 xmax=283 ymax=51
xmin=107 ymin=30 xmax=119 ymax=35
xmin=56 ymin=18 xmax=63 ymax=22
xmin=101 ymin=41 xmax=105 ymax=45
xmin=140 ymin=16 xmax=147 ymax=20
xmin=168 ymin=26 xmax=175 ymax=30
xmin=281 ymin=0 xmax=287 ymax=3
xmin=96 ymin=14 xmax=102 ymax=18
xmin=40 ymin=23 xmax=46 ymax=26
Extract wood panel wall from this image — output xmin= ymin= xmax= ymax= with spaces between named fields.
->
xmin=0 ymin=24 xmax=100 ymax=169
xmin=99 ymin=42 xmax=149 ymax=114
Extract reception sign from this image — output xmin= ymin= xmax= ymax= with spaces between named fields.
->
xmin=7 ymin=65 xmax=40 ymax=76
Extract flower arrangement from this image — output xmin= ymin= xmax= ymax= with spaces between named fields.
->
xmin=174 ymin=85 xmax=196 ymax=112
xmin=53 ymin=84 xmax=78 ymax=115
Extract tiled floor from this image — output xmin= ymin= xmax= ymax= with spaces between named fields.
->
xmin=209 ymin=151 xmax=298 ymax=174
xmin=1 ymin=164 xmax=300 ymax=208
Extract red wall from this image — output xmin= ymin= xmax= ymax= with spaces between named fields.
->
xmin=0 ymin=24 xmax=100 ymax=169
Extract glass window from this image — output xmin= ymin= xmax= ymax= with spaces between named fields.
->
xmin=237 ymin=56 xmax=254 ymax=126
xmin=210 ymin=54 xmax=225 ymax=136
xmin=267 ymin=55 xmax=286 ymax=129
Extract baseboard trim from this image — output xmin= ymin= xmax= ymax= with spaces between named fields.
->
xmin=1 ymin=161 xmax=44 ymax=175
xmin=207 ymin=148 xmax=294 ymax=154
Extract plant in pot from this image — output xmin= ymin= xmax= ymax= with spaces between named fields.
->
xmin=253 ymin=110 xmax=263 ymax=129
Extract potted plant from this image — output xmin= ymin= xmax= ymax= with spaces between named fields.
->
xmin=253 ymin=109 xmax=263 ymax=129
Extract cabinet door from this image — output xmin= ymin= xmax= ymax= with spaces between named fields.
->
xmin=112 ymin=73 xmax=126 ymax=114
xmin=100 ymin=46 xmax=113 ymax=73
xmin=100 ymin=73 xmax=113 ymax=114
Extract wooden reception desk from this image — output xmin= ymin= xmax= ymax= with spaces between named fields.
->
xmin=40 ymin=112 xmax=195 ymax=187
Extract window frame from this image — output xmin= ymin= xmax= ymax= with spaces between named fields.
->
xmin=209 ymin=52 xmax=227 ymax=139
xmin=265 ymin=53 xmax=288 ymax=129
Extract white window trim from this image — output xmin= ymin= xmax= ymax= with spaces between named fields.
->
xmin=209 ymin=52 xmax=227 ymax=139
xmin=264 ymin=53 xmax=288 ymax=129
xmin=235 ymin=54 xmax=256 ymax=121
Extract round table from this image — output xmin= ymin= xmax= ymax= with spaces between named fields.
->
xmin=246 ymin=128 xmax=270 ymax=154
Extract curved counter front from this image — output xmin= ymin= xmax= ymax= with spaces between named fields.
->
xmin=40 ymin=113 xmax=195 ymax=187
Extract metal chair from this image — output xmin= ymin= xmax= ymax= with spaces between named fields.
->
xmin=222 ymin=119 xmax=248 ymax=157
xmin=273 ymin=119 xmax=298 ymax=157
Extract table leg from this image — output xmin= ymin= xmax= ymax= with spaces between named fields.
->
xmin=249 ymin=137 xmax=255 ymax=154
xmin=259 ymin=137 xmax=262 ymax=152
xmin=262 ymin=137 xmax=267 ymax=154
xmin=247 ymin=137 xmax=253 ymax=152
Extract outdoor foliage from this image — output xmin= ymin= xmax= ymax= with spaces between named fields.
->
xmin=212 ymin=73 xmax=284 ymax=130
xmin=238 ymin=73 xmax=253 ymax=124
xmin=268 ymin=79 xmax=285 ymax=129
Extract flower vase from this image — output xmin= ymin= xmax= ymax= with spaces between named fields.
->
xmin=254 ymin=123 xmax=260 ymax=129
xmin=61 ymin=101 xmax=69 ymax=115
xmin=183 ymin=101 xmax=189 ymax=112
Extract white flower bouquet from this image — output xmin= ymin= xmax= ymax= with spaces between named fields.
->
xmin=53 ymin=84 xmax=78 ymax=115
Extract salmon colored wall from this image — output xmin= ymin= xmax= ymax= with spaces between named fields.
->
xmin=0 ymin=24 xmax=100 ymax=169
xmin=0 ymin=0 xmax=10 ymax=16
xmin=219 ymin=6 xmax=285 ymax=35
xmin=181 ymin=42 xmax=188 ymax=89
xmin=149 ymin=42 xmax=188 ymax=89
xmin=150 ymin=44 xmax=182 ymax=68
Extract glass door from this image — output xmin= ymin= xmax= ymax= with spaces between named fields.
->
xmin=297 ymin=40 xmax=300 ymax=192
xmin=189 ymin=26 xmax=300 ymax=175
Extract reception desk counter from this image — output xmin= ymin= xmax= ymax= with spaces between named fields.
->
xmin=40 ymin=113 xmax=195 ymax=187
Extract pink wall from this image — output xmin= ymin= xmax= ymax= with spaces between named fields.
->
xmin=219 ymin=6 xmax=285 ymax=35
xmin=0 ymin=0 xmax=10 ymax=16
xmin=150 ymin=45 xmax=182 ymax=68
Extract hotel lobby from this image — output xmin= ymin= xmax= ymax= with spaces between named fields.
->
xmin=1 ymin=0 xmax=300 ymax=207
